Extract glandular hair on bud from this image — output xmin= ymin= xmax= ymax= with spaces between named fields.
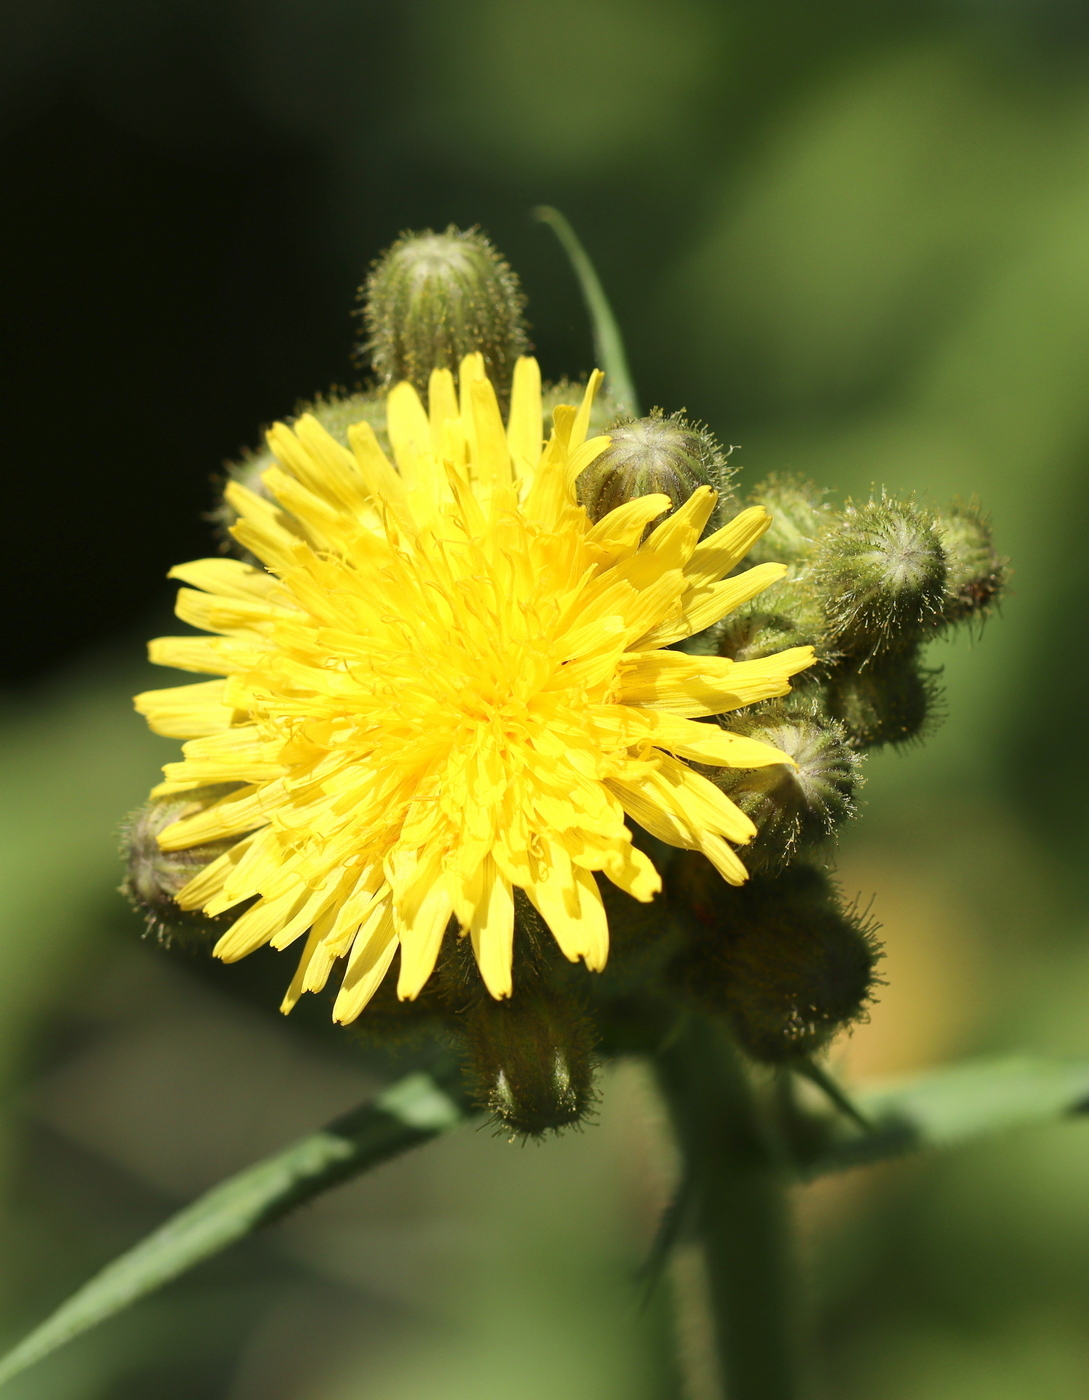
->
xmin=464 ymin=985 xmax=597 ymax=1138
xmin=576 ymin=410 xmax=735 ymax=535
xmin=937 ymin=499 xmax=1006 ymax=625
xmin=712 ymin=700 xmax=862 ymax=870
xmin=121 ymin=786 xmax=243 ymax=947
xmin=811 ymin=493 xmax=947 ymax=658
xmin=746 ymin=474 xmax=831 ymax=569
xmin=673 ymin=860 xmax=881 ymax=1065
xmin=361 ymin=226 xmax=529 ymax=395
xmin=827 ymin=648 xmax=942 ymax=750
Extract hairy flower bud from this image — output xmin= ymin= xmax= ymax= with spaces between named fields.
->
xmin=464 ymin=984 xmax=598 ymax=1137
xmin=576 ymin=410 xmax=734 ymax=532
xmin=714 ymin=580 xmax=826 ymax=664
xmin=827 ymin=648 xmax=941 ymax=750
xmin=811 ymin=494 xmax=947 ymax=658
xmin=121 ymin=786 xmax=241 ymax=945
xmin=937 ymin=499 xmax=1006 ymax=625
xmin=712 ymin=701 xmax=862 ymax=870
xmin=674 ymin=860 xmax=881 ymax=1064
xmin=746 ymin=473 xmax=831 ymax=569
xmin=361 ymin=226 xmax=529 ymax=393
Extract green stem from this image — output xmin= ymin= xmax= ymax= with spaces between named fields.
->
xmin=655 ymin=1016 xmax=799 ymax=1400
xmin=533 ymin=206 xmax=639 ymax=415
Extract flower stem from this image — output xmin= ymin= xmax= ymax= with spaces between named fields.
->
xmin=655 ymin=1015 xmax=799 ymax=1400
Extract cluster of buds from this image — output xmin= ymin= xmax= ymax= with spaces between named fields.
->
xmin=125 ymin=228 xmax=1004 ymax=1136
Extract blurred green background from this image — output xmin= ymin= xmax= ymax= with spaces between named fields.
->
xmin=3 ymin=0 xmax=1089 ymax=1395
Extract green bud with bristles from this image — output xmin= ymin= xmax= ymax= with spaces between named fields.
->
xmin=936 ymin=498 xmax=1006 ymax=625
xmin=827 ymin=648 xmax=942 ymax=750
xmin=746 ymin=473 xmax=832 ymax=570
xmin=464 ymin=983 xmax=598 ymax=1138
xmin=576 ymin=410 xmax=734 ymax=533
xmin=712 ymin=700 xmax=862 ymax=871
xmin=361 ymin=226 xmax=529 ymax=394
xmin=673 ymin=859 xmax=882 ymax=1065
xmin=121 ymin=786 xmax=242 ymax=947
xmin=714 ymin=578 xmax=827 ymax=665
xmin=810 ymin=493 xmax=947 ymax=659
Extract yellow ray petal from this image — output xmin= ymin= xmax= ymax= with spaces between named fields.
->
xmin=617 ymin=646 xmax=813 ymax=716
xmin=134 ymin=678 xmax=234 ymax=738
xmin=468 ymin=856 xmax=515 ymax=999
xmin=213 ymin=885 xmax=310 ymax=963
xmin=506 ymin=355 xmax=542 ymax=480
xmin=685 ymin=506 xmax=772 ymax=587
xmin=469 ymin=374 xmax=512 ymax=492
xmin=386 ymin=381 xmax=432 ymax=485
xmin=333 ymin=900 xmax=399 ymax=1023
xmin=634 ymin=562 xmax=788 ymax=648
xmin=525 ymin=845 xmax=609 ymax=971
xmin=428 ymin=368 xmax=460 ymax=447
xmin=569 ymin=369 xmax=604 ymax=451
xmin=347 ymin=419 xmax=418 ymax=536
xmin=168 ymin=558 xmax=277 ymax=602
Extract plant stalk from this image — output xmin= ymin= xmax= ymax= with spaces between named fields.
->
xmin=655 ymin=1015 xmax=799 ymax=1400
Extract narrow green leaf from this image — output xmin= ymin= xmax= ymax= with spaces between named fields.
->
xmin=803 ymin=1056 xmax=1089 ymax=1178
xmin=533 ymin=206 xmax=639 ymax=416
xmin=0 ymin=1066 xmax=474 ymax=1391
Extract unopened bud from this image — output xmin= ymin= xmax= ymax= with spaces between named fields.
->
xmin=464 ymin=984 xmax=597 ymax=1138
xmin=673 ymin=860 xmax=881 ymax=1064
xmin=361 ymin=226 xmax=529 ymax=393
xmin=712 ymin=701 xmax=862 ymax=870
xmin=542 ymin=377 xmax=625 ymax=438
xmin=811 ymin=494 xmax=947 ymax=658
xmin=576 ymin=410 xmax=734 ymax=532
xmin=121 ymin=786 xmax=241 ymax=946
xmin=937 ymin=499 xmax=1006 ymax=625
xmin=746 ymin=473 xmax=831 ymax=569
xmin=827 ymin=649 xmax=942 ymax=750
xmin=715 ymin=580 xmax=826 ymax=664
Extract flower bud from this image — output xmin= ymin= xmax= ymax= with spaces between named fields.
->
xmin=360 ymin=226 xmax=529 ymax=394
xmin=121 ymin=786 xmax=242 ymax=946
xmin=745 ymin=473 xmax=831 ymax=569
xmin=673 ymin=860 xmax=881 ymax=1065
xmin=711 ymin=701 xmax=862 ymax=870
xmin=542 ymin=377 xmax=625 ymax=438
xmin=576 ymin=410 xmax=735 ymax=532
xmin=464 ymin=984 xmax=598 ymax=1138
xmin=937 ymin=499 xmax=1006 ymax=625
xmin=811 ymin=494 xmax=947 ymax=658
xmin=714 ymin=580 xmax=826 ymax=665
xmin=827 ymin=648 xmax=942 ymax=750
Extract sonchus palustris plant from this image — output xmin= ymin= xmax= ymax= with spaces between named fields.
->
xmin=123 ymin=225 xmax=1005 ymax=1137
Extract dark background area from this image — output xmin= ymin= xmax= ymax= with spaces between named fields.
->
xmin=7 ymin=0 xmax=1087 ymax=686
xmin=4 ymin=2 xmax=1089 ymax=1397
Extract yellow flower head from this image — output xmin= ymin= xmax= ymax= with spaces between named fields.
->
xmin=136 ymin=356 xmax=813 ymax=1022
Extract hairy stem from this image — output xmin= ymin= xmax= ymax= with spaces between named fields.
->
xmin=655 ymin=1016 xmax=799 ymax=1400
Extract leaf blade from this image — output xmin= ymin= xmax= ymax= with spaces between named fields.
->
xmin=803 ymin=1056 xmax=1089 ymax=1178
xmin=0 ymin=1068 xmax=472 ymax=1390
